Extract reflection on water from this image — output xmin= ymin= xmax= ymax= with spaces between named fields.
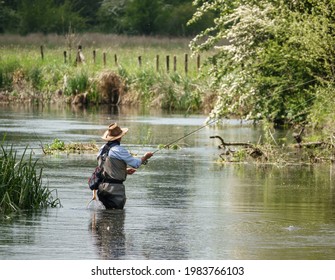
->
xmin=1 ymin=104 xmax=335 ymax=260
xmin=90 ymin=210 xmax=126 ymax=259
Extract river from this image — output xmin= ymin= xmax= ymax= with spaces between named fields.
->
xmin=0 ymin=103 xmax=335 ymax=260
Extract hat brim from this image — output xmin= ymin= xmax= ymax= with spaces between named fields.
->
xmin=101 ymin=127 xmax=128 ymax=141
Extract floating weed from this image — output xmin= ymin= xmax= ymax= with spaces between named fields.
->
xmin=43 ymin=139 xmax=98 ymax=154
xmin=157 ymin=143 xmax=181 ymax=150
xmin=44 ymin=138 xmax=65 ymax=152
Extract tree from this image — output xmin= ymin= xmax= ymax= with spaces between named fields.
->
xmin=17 ymin=0 xmax=85 ymax=34
xmin=71 ymin=0 xmax=101 ymax=30
xmin=0 ymin=0 xmax=20 ymax=33
xmin=189 ymin=0 xmax=335 ymax=125
xmin=123 ymin=0 xmax=162 ymax=35
xmin=155 ymin=2 xmax=214 ymax=36
xmin=97 ymin=0 xmax=127 ymax=33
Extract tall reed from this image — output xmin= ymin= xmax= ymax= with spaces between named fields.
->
xmin=0 ymin=144 xmax=61 ymax=215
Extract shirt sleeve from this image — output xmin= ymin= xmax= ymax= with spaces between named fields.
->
xmin=108 ymin=145 xmax=142 ymax=168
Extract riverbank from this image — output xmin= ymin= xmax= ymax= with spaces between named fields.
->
xmin=0 ymin=33 xmax=216 ymax=113
xmin=1 ymin=33 xmax=335 ymax=160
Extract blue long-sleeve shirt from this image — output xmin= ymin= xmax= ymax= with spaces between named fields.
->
xmin=98 ymin=143 xmax=142 ymax=169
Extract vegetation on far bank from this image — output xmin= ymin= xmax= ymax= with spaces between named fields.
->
xmin=0 ymin=33 xmax=215 ymax=114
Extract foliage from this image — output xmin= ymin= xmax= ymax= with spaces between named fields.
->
xmin=307 ymin=84 xmax=335 ymax=137
xmin=157 ymin=143 xmax=181 ymax=150
xmin=0 ymin=59 xmax=20 ymax=90
xmin=65 ymin=70 xmax=90 ymax=96
xmin=17 ymin=0 xmax=86 ymax=35
xmin=119 ymin=68 xmax=205 ymax=111
xmin=0 ymin=144 xmax=61 ymax=215
xmin=123 ymin=0 xmax=162 ymax=35
xmin=45 ymin=138 xmax=65 ymax=151
xmin=27 ymin=66 xmax=44 ymax=90
xmin=189 ymin=0 xmax=335 ymax=126
xmin=1 ymin=0 xmax=211 ymax=36
xmin=97 ymin=0 xmax=128 ymax=33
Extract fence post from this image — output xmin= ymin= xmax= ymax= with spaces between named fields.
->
xmin=103 ymin=52 xmax=107 ymax=66
xmin=173 ymin=55 xmax=177 ymax=72
xmin=114 ymin=54 xmax=118 ymax=66
xmin=40 ymin=45 xmax=44 ymax=60
xmin=138 ymin=56 xmax=142 ymax=68
xmin=166 ymin=55 xmax=170 ymax=73
xmin=184 ymin=53 xmax=188 ymax=74
xmin=93 ymin=50 xmax=96 ymax=64
xmin=63 ymin=51 xmax=67 ymax=63
xmin=156 ymin=55 xmax=159 ymax=72
xmin=197 ymin=54 xmax=201 ymax=72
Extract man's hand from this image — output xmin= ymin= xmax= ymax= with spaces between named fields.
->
xmin=144 ymin=152 xmax=153 ymax=160
xmin=141 ymin=152 xmax=154 ymax=165
xmin=127 ymin=168 xmax=137 ymax=175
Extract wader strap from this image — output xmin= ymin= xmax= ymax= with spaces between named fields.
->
xmin=102 ymin=178 xmax=124 ymax=184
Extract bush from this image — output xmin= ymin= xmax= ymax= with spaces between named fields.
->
xmin=190 ymin=0 xmax=335 ymax=125
xmin=65 ymin=71 xmax=90 ymax=96
xmin=0 ymin=60 xmax=20 ymax=90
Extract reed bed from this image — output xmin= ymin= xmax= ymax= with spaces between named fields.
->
xmin=0 ymin=144 xmax=61 ymax=215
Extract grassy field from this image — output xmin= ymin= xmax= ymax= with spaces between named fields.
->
xmin=0 ymin=33 xmax=215 ymax=113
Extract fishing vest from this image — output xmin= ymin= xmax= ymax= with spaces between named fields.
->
xmin=101 ymin=156 xmax=127 ymax=183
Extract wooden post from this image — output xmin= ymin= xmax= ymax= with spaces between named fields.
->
xmin=156 ymin=55 xmax=159 ymax=72
xmin=114 ymin=54 xmax=118 ymax=66
xmin=184 ymin=53 xmax=188 ymax=74
xmin=197 ymin=54 xmax=200 ymax=72
xmin=40 ymin=45 xmax=44 ymax=60
xmin=93 ymin=50 xmax=96 ymax=64
xmin=138 ymin=56 xmax=142 ymax=68
xmin=63 ymin=51 xmax=67 ymax=63
xmin=166 ymin=55 xmax=170 ymax=73
xmin=173 ymin=55 xmax=177 ymax=72
xmin=103 ymin=52 xmax=106 ymax=66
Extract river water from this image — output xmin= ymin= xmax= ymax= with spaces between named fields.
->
xmin=0 ymin=104 xmax=335 ymax=260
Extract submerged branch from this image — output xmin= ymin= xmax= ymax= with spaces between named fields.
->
xmin=210 ymin=135 xmax=266 ymax=161
xmin=210 ymin=135 xmax=254 ymax=148
xmin=210 ymin=135 xmax=335 ymax=165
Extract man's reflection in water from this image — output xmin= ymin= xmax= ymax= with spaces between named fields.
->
xmin=90 ymin=210 xmax=126 ymax=259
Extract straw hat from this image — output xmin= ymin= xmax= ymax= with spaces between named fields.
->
xmin=101 ymin=123 xmax=128 ymax=141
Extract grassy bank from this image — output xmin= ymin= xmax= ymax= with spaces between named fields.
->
xmin=0 ymin=33 xmax=216 ymax=113
xmin=0 ymin=143 xmax=61 ymax=216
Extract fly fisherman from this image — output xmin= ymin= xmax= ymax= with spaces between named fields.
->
xmin=96 ymin=123 xmax=153 ymax=209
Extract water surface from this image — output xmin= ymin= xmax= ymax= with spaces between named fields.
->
xmin=1 ymin=104 xmax=335 ymax=260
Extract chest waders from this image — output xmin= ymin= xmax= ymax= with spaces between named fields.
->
xmin=97 ymin=156 xmax=128 ymax=209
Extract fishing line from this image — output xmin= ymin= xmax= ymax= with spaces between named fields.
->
xmin=152 ymin=118 xmax=219 ymax=155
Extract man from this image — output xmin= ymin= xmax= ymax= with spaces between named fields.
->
xmin=96 ymin=123 xmax=153 ymax=209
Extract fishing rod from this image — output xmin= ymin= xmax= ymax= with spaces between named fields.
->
xmin=152 ymin=118 xmax=219 ymax=154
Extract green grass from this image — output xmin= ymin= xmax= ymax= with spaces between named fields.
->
xmin=0 ymin=143 xmax=61 ymax=215
xmin=0 ymin=33 xmax=214 ymax=113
